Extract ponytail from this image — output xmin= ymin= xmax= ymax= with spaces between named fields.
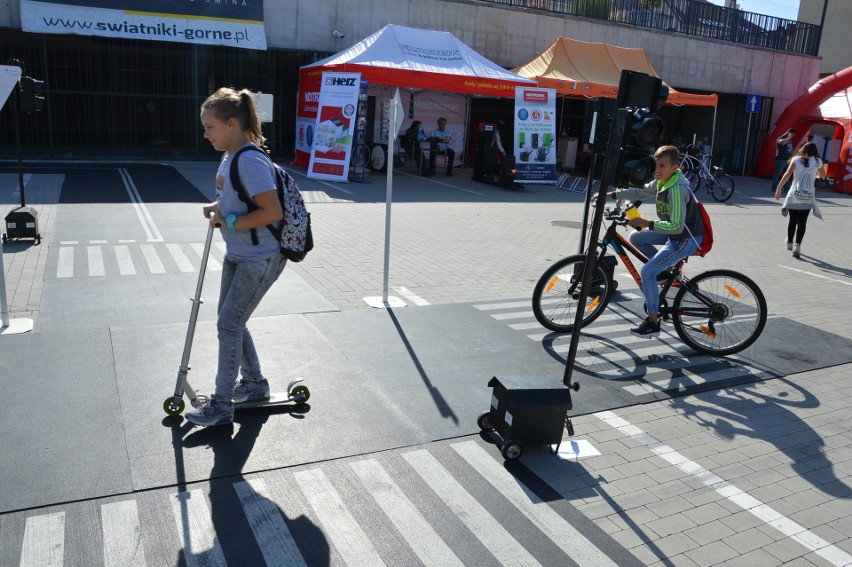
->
xmin=201 ymin=87 xmax=267 ymax=148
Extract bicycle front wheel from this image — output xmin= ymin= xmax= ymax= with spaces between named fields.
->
xmin=671 ymin=269 xmax=766 ymax=356
xmin=532 ymin=254 xmax=612 ymax=333
xmin=684 ymin=170 xmax=701 ymax=192
xmin=707 ymin=175 xmax=735 ymax=202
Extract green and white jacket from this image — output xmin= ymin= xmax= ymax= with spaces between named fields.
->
xmin=614 ymin=170 xmax=704 ymax=240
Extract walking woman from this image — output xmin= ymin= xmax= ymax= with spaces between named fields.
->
xmin=775 ymin=141 xmax=826 ymax=259
xmin=186 ymin=87 xmax=285 ymax=427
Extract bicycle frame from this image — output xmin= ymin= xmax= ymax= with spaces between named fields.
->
xmin=594 ymin=211 xmax=718 ymax=320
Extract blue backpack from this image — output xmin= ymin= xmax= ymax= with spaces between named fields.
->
xmin=229 ymin=146 xmax=313 ymax=262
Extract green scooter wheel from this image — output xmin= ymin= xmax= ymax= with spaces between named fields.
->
xmin=290 ymin=385 xmax=310 ymax=405
xmin=163 ymin=397 xmax=185 ymax=416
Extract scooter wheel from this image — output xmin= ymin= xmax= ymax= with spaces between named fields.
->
xmin=290 ymin=385 xmax=310 ymax=405
xmin=163 ymin=397 xmax=185 ymax=416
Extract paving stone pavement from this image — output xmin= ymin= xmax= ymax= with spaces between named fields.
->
xmin=2 ymin=162 xmax=851 ymax=565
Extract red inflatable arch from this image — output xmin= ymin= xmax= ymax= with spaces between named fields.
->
xmin=755 ymin=66 xmax=852 ymax=194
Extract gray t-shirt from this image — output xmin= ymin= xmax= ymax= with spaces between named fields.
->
xmin=216 ymin=143 xmax=281 ymax=260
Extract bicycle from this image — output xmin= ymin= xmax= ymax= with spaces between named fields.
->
xmin=531 ymin=201 xmax=767 ymax=356
xmin=680 ymin=147 xmax=735 ymax=203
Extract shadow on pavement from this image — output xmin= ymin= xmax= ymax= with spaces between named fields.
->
xmin=672 ymin=377 xmax=852 ymax=499
xmin=169 ymin=410 xmax=329 ymax=566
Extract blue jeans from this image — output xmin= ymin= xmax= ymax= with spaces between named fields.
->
xmin=628 ymin=230 xmax=701 ymax=316
xmin=214 ymin=253 xmax=286 ymax=400
xmin=773 ymin=159 xmax=789 ymax=191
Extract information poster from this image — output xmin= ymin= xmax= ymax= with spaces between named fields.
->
xmin=514 ymin=87 xmax=557 ymax=182
xmin=308 ymin=72 xmax=361 ymax=182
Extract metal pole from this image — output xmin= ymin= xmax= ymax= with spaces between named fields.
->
xmin=742 ymin=112 xmax=753 ymax=176
xmin=12 ymin=72 xmax=26 ymax=208
xmin=578 ymin=109 xmax=599 ymax=254
xmin=381 ymin=97 xmax=396 ymax=304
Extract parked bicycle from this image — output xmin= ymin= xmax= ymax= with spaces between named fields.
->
xmin=680 ymin=145 xmax=735 ymax=202
xmin=532 ymin=201 xmax=767 ymax=356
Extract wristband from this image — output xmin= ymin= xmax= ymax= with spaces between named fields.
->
xmin=225 ymin=214 xmax=237 ymax=231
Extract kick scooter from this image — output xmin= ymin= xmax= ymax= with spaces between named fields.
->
xmin=162 ymin=218 xmax=310 ymax=417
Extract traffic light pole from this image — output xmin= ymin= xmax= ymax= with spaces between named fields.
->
xmin=12 ymin=83 xmax=27 ymax=208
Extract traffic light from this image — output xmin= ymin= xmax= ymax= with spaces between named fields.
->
xmin=18 ymin=76 xmax=45 ymax=114
xmin=601 ymin=70 xmax=667 ymax=188
xmin=601 ymin=107 xmax=665 ymax=187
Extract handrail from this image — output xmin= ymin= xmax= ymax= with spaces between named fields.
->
xmin=475 ymin=0 xmax=819 ymax=56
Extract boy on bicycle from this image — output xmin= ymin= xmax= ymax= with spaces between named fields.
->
xmin=595 ymin=145 xmax=705 ymax=338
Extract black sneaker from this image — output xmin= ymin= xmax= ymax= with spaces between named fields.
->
xmin=630 ymin=317 xmax=661 ymax=338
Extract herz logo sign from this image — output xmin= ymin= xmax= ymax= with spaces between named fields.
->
xmin=326 ymin=77 xmax=357 ymax=86
xmin=523 ymin=90 xmax=549 ymax=103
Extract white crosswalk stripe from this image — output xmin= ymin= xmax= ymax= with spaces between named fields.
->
xmin=101 ymin=500 xmax=146 ymax=567
xmin=403 ymin=448 xmax=543 ymax=567
xmin=19 ymin=512 xmax=65 ymax=567
xmin=454 ymin=441 xmax=619 ymax=567
xmin=350 ymin=458 xmax=464 ymax=567
xmin=233 ymin=479 xmax=307 ymax=567
xmin=166 ymin=244 xmax=195 ymax=273
xmin=293 ymin=468 xmax=387 ymax=567
xmin=140 ymin=244 xmax=165 ymax=275
xmin=87 ymin=246 xmax=105 ymax=277
xmin=170 ymin=490 xmax=227 ymax=567
xmin=113 ymin=245 xmax=137 ymax=276
xmin=52 ymin=242 xmax=232 ymax=278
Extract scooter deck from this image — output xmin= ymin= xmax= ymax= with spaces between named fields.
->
xmin=234 ymin=392 xmax=298 ymax=410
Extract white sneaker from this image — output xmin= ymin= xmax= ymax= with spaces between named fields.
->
xmin=785 ymin=241 xmax=793 ymax=251
xmin=792 ymin=244 xmax=801 ymax=258
xmin=232 ymin=378 xmax=271 ymax=403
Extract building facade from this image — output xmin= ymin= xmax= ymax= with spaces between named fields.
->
xmin=1 ymin=0 xmax=822 ymax=172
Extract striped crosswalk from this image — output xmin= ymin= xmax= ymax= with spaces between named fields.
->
xmin=2 ymin=440 xmax=626 ymax=567
xmin=473 ymin=296 xmax=775 ymax=396
xmin=53 ymin=241 xmax=225 ymax=279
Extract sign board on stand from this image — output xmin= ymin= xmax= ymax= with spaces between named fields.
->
xmin=514 ymin=87 xmax=558 ymax=183
xmin=307 ymin=72 xmax=361 ymax=182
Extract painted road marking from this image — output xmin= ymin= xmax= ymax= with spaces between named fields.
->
xmin=113 ymin=245 xmax=136 ymax=276
xmin=393 ymin=286 xmax=430 ymax=306
xmin=779 ymin=264 xmax=852 ymax=286
xmin=293 ymin=468 xmax=386 ymax=567
xmin=190 ymin=243 xmax=221 ymax=272
xmin=166 ymin=244 xmax=195 ymax=273
xmin=453 ymin=441 xmax=618 ymax=566
xmin=350 ymin=458 xmax=463 ymax=567
xmin=170 ymin=490 xmax=226 ymax=567
xmin=233 ymin=478 xmax=307 ymax=567
xmin=101 ymin=500 xmax=146 ymax=567
xmin=596 ymin=411 xmax=852 ymax=567
xmin=87 ymin=246 xmax=105 ymax=277
xmin=57 ymin=246 xmax=74 ymax=278
xmin=622 ymin=364 xmax=767 ymax=396
xmin=403 ymin=449 xmax=542 ymax=567
xmin=119 ymin=168 xmax=163 ymax=242
xmin=19 ymin=511 xmax=65 ymax=567
xmin=140 ymin=244 xmax=165 ymax=275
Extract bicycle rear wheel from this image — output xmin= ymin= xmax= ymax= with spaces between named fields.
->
xmin=532 ymin=254 xmax=612 ymax=333
xmin=671 ymin=269 xmax=766 ymax=356
xmin=707 ymin=174 xmax=734 ymax=202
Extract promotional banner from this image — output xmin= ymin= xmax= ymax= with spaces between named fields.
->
xmin=20 ymin=0 xmax=266 ymax=50
xmin=514 ymin=87 xmax=558 ymax=183
xmin=1 ymin=66 xmax=22 ymax=110
xmin=307 ymin=72 xmax=362 ymax=182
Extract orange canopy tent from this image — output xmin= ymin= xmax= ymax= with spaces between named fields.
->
xmin=512 ymin=37 xmax=718 ymax=107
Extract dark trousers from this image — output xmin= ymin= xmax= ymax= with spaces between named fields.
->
xmin=787 ymin=209 xmax=811 ymax=244
xmin=773 ymin=159 xmax=789 ymax=191
xmin=429 ymin=147 xmax=455 ymax=173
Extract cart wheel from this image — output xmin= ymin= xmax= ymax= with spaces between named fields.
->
xmin=1 ymin=234 xmax=6 ymax=244
xmin=477 ymin=411 xmax=494 ymax=431
xmin=501 ymin=441 xmax=523 ymax=461
xmin=163 ymin=397 xmax=185 ymax=416
xmin=290 ymin=385 xmax=310 ymax=405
